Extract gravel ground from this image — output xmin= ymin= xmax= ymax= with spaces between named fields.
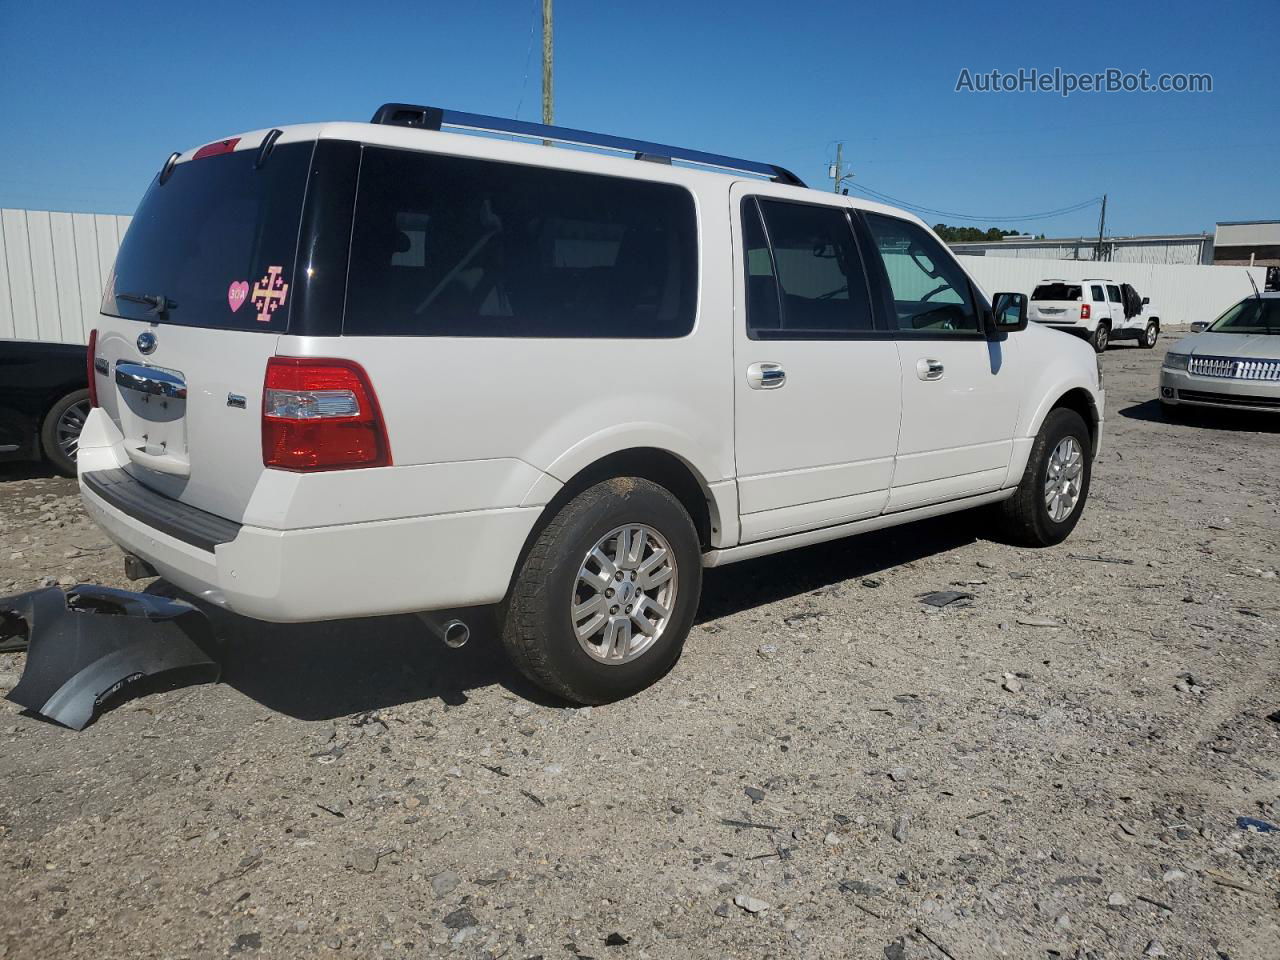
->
xmin=1 ymin=343 xmax=1278 ymax=960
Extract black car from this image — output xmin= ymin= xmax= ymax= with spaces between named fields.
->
xmin=0 ymin=339 xmax=90 ymax=476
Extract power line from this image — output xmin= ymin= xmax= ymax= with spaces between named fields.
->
xmin=513 ymin=0 xmax=539 ymax=120
xmin=845 ymin=182 xmax=1104 ymax=223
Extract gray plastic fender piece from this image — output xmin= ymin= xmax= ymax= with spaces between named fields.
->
xmin=1 ymin=584 xmax=220 ymax=730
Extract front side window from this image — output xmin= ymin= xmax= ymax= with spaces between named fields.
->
xmin=1107 ymin=284 xmax=1122 ymax=303
xmin=740 ymin=197 xmax=874 ymax=339
xmin=345 ymin=147 xmax=697 ymax=337
xmin=864 ymin=214 xmax=979 ymax=334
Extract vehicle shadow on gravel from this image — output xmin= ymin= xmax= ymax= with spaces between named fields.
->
xmin=150 ymin=511 xmax=985 ymax=721
xmin=1119 ymin=398 xmax=1280 ymax=432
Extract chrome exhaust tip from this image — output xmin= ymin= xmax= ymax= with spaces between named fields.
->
xmin=441 ymin=619 xmax=470 ymax=649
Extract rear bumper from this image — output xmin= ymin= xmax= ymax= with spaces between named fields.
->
xmin=80 ymin=469 xmax=541 ymax=622
xmin=1159 ymin=368 xmax=1280 ymax=413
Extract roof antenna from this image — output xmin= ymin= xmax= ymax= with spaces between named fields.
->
xmin=1246 ymin=269 xmax=1261 ymax=300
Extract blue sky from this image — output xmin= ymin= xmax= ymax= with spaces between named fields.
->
xmin=1 ymin=0 xmax=1276 ymax=237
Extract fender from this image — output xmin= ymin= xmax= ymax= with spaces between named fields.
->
xmin=519 ymin=420 xmax=739 ymax=547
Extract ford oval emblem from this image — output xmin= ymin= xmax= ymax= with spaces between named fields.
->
xmin=137 ymin=332 xmax=157 ymax=355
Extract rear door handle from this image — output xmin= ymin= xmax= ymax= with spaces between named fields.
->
xmin=746 ymin=362 xmax=786 ymax=390
xmin=916 ymin=358 xmax=944 ymax=381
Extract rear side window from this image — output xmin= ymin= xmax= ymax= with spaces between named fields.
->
xmin=1091 ymin=284 xmax=1106 ymax=301
xmin=345 ymin=147 xmax=697 ymax=337
xmin=741 ymin=198 xmax=875 ymax=339
xmin=1032 ymin=283 xmax=1083 ymax=301
xmin=104 ymin=142 xmax=313 ymax=331
xmin=864 ymin=214 xmax=979 ymax=334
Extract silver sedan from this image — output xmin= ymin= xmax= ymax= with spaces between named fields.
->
xmin=1160 ymin=293 xmax=1280 ymax=414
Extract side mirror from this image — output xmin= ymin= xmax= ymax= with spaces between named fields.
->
xmin=990 ymin=291 xmax=1028 ymax=335
xmin=1142 ymin=296 xmax=1150 ymax=305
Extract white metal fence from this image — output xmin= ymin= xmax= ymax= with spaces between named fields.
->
xmin=960 ymin=255 xmax=1266 ymax=329
xmin=0 ymin=208 xmax=1269 ymax=343
xmin=0 ymin=208 xmax=132 ymax=345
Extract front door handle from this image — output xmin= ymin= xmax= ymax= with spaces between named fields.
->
xmin=916 ymin=358 xmax=944 ymax=381
xmin=746 ymin=362 xmax=786 ymax=390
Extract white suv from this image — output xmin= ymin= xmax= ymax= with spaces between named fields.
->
xmin=1029 ymin=278 xmax=1160 ymax=352
xmin=78 ymin=104 xmax=1104 ymax=703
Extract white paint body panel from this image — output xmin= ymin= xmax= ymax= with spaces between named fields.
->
xmin=79 ymin=120 xmax=1104 ymax=622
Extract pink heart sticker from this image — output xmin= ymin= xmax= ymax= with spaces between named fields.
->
xmin=228 ymin=280 xmax=249 ymax=312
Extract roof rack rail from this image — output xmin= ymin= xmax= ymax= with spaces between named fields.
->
xmin=369 ymin=103 xmax=806 ymax=187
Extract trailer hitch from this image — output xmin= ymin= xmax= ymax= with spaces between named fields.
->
xmin=1 ymin=584 xmax=220 ymax=730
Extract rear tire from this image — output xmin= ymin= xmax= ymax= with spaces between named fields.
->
xmin=40 ymin=389 xmax=91 ymax=477
xmin=1139 ymin=321 xmax=1158 ymax=349
xmin=996 ymin=408 xmax=1091 ymax=547
xmin=501 ymin=477 xmax=702 ymax=704
xmin=1090 ymin=322 xmax=1110 ymax=353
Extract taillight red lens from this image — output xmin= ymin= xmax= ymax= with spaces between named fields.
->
xmin=1080 ymin=304 xmax=1091 ymax=320
xmin=86 ymin=328 xmax=99 ymax=408
xmin=262 ymin=357 xmax=391 ymax=471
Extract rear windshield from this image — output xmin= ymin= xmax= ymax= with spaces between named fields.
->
xmin=1031 ymin=283 xmax=1082 ymax=301
xmin=103 ymin=141 xmax=313 ymax=331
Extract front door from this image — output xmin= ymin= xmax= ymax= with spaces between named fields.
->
xmin=859 ymin=213 xmax=1021 ymax=512
xmin=730 ymin=184 xmax=901 ymax=543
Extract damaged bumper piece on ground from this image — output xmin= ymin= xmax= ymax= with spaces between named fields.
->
xmin=0 ymin=585 xmax=220 ymax=730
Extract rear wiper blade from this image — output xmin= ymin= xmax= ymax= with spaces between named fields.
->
xmin=117 ymin=292 xmax=176 ymax=317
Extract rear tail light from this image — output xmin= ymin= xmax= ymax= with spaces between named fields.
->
xmin=86 ymin=329 xmax=99 ymax=407
xmin=262 ymin=357 xmax=391 ymax=471
xmin=1080 ymin=304 xmax=1091 ymax=320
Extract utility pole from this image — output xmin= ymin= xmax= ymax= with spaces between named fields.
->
xmin=829 ymin=142 xmax=853 ymax=193
xmin=1095 ymin=193 xmax=1108 ymax=262
xmin=541 ymin=0 xmax=554 ymax=136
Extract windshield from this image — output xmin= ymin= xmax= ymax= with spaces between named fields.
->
xmin=103 ymin=141 xmax=313 ymax=331
xmin=1207 ymin=297 xmax=1280 ymax=335
xmin=1032 ymin=283 xmax=1081 ymax=301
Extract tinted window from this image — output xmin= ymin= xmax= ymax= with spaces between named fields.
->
xmin=742 ymin=198 xmax=874 ymax=339
xmin=1107 ymin=284 xmax=1122 ymax=303
xmin=1031 ymin=283 xmax=1082 ymax=301
xmin=345 ymin=147 xmax=697 ymax=337
xmin=1091 ymin=284 xmax=1106 ymax=301
xmin=741 ymin=199 xmax=781 ymax=334
xmin=104 ymin=142 xmax=313 ymax=331
xmin=865 ymin=214 xmax=978 ymax=333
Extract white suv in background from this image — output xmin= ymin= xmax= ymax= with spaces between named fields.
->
xmin=1029 ymin=278 xmax=1160 ymax=352
xmin=78 ymin=103 xmax=1105 ymax=703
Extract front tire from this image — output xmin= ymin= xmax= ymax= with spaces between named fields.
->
xmin=501 ymin=477 xmax=702 ymax=704
xmin=1090 ymin=322 xmax=1110 ymax=353
xmin=1140 ymin=321 xmax=1159 ymax=349
xmin=996 ymin=408 xmax=1091 ymax=547
xmin=40 ymin=389 xmax=91 ymax=477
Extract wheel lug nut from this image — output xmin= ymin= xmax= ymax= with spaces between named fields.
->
xmin=625 ymin=605 xmax=633 ymax=614
xmin=610 ymin=606 xmax=619 ymax=615
xmin=615 ymin=571 xmax=623 ymax=581
xmin=605 ymin=588 xmax=614 ymax=598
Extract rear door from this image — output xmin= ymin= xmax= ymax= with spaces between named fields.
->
xmin=730 ymin=185 xmax=900 ymax=542
xmin=92 ymin=135 xmax=327 ymax=523
xmin=1105 ymin=283 xmax=1124 ymax=330
xmin=860 ymin=212 xmax=1020 ymax=511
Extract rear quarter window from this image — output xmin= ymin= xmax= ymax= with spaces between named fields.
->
xmin=344 ymin=147 xmax=698 ymax=337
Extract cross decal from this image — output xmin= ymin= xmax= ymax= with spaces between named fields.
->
xmin=251 ymin=266 xmax=289 ymax=324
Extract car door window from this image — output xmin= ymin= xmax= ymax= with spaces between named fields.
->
xmin=1091 ymin=284 xmax=1106 ymax=302
xmin=863 ymin=213 xmax=979 ymax=334
xmin=1106 ymin=284 xmax=1122 ymax=305
xmin=742 ymin=197 xmax=875 ymax=339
